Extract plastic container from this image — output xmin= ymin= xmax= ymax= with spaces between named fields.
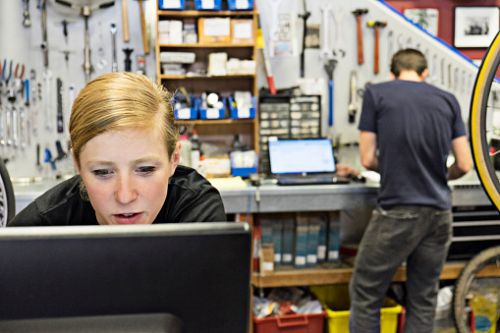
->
xmin=194 ymin=0 xmax=222 ymax=10
xmin=254 ymin=312 xmax=325 ymax=333
xmin=227 ymin=0 xmax=254 ymax=10
xmin=311 ymin=285 xmax=402 ymax=333
xmin=158 ymin=0 xmax=185 ymax=10
xmin=174 ymin=107 xmax=198 ymax=120
xmin=229 ymin=96 xmax=256 ymax=119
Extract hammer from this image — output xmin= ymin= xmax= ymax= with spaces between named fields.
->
xmin=135 ymin=0 xmax=149 ymax=54
xmin=352 ymin=8 xmax=368 ymax=65
xmin=367 ymin=20 xmax=387 ymax=75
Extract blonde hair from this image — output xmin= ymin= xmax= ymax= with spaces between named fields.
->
xmin=70 ymin=72 xmax=178 ymax=166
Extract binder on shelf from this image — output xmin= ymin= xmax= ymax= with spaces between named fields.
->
xmin=281 ymin=216 xmax=295 ymax=265
xmin=307 ymin=217 xmax=320 ymax=267
xmin=158 ymin=0 xmax=185 ymax=10
xmin=327 ymin=212 xmax=341 ymax=263
xmin=310 ymin=212 xmax=328 ymax=263
xmin=294 ymin=214 xmax=308 ymax=269
xmin=272 ymin=220 xmax=283 ymax=266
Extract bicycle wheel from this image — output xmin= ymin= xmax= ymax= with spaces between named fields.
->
xmin=0 ymin=158 xmax=15 ymax=227
xmin=469 ymin=30 xmax=500 ymax=211
xmin=453 ymin=246 xmax=500 ymax=333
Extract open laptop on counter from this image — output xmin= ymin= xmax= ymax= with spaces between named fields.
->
xmin=268 ymin=138 xmax=350 ymax=186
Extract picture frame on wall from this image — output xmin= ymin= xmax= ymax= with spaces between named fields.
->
xmin=454 ymin=6 xmax=500 ymax=48
xmin=404 ymin=8 xmax=439 ymax=36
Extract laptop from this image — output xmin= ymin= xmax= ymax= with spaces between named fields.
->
xmin=268 ymin=138 xmax=350 ymax=185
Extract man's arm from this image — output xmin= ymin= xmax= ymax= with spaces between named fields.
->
xmin=359 ymin=131 xmax=379 ymax=172
xmin=448 ymin=136 xmax=473 ymax=180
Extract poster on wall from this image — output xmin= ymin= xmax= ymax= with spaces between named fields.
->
xmin=403 ymin=8 xmax=439 ymax=36
xmin=454 ymin=6 xmax=500 ymax=48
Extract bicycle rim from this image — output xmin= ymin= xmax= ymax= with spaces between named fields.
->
xmin=469 ymin=31 xmax=500 ymax=211
xmin=453 ymin=246 xmax=500 ymax=333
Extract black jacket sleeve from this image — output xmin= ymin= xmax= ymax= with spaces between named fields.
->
xmin=8 ymin=201 xmax=46 ymax=226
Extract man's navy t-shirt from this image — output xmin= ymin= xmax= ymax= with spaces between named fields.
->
xmin=358 ymin=80 xmax=466 ymax=210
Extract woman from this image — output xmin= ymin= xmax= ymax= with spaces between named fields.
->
xmin=9 ymin=72 xmax=226 ymax=226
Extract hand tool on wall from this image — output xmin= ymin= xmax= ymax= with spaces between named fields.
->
xmin=110 ymin=23 xmax=118 ymax=72
xmin=55 ymin=140 xmax=67 ymax=161
xmin=367 ymin=20 xmax=387 ymax=75
xmin=40 ymin=0 xmax=49 ymax=68
xmin=321 ymin=4 xmax=342 ymax=129
xmin=256 ymin=16 xmax=276 ymax=95
xmin=123 ymin=48 xmax=134 ymax=72
xmin=348 ymin=71 xmax=358 ymax=124
xmin=387 ymin=30 xmax=394 ymax=64
xmin=36 ymin=144 xmax=42 ymax=172
xmin=352 ymin=8 xmax=368 ymax=65
xmin=298 ymin=0 xmax=310 ymax=78
xmin=22 ymin=0 xmax=32 ymax=27
xmin=135 ymin=0 xmax=150 ymax=54
xmin=54 ymin=0 xmax=115 ymax=81
xmin=56 ymin=78 xmax=64 ymax=134
xmin=121 ymin=0 xmax=130 ymax=43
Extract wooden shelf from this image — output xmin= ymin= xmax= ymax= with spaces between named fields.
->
xmin=159 ymin=43 xmax=254 ymax=48
xmin=175 ymin=119 xmax=255 ymax=125
xmin=252 ymin=262 xmax=500 ymax=288
xmin=160 ymin=74 xmax=255 ymax=80
xmin=158 ymin=10 xmax=255 ymax=17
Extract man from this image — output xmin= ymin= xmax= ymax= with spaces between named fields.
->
xmin=350 ymin=49 xmax=472 ymax=332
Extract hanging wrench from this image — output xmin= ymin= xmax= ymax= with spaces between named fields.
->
xmin=110 ymin=23 xmax=118 ymax=72
xmin=22 ymin=0 xmax=32 ymax=27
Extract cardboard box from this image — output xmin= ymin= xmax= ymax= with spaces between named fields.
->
xmin=198 ymin=18 xmax=231 ymax=44
xmin=231 ymin=19 xmax=254 ymax=44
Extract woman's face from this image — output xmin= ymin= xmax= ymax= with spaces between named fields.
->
xmin=77 ymin=127 xmax=179 ymax=225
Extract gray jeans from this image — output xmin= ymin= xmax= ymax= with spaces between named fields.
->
xmin=349 ymin=206 xmax=452 ymax=333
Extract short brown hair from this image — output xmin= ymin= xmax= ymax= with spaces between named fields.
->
xmin=390 ymin=48 xmax=428 ymax=77
xmin=70 ymin=72 xmax=178 ymax=166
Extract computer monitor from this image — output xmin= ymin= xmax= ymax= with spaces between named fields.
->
xmin=269 ymin=138 xmax=337 ymax=175
xmin=0 ymin=223 xmax=251 ymax=333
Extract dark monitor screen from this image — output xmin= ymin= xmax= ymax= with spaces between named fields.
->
xmin=0 ymin=223 xmax=251 ymax=333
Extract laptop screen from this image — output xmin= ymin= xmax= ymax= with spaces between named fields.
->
xmin=269 ymin=138 xmax=336 ymax=175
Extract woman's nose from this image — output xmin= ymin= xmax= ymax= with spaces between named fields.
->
xmin=114 ymin=175 xmax=138 ymax=204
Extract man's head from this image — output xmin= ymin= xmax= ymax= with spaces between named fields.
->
xmin=390 ymin=48 xmax=428 ymax=78
xmin=70 ymin=72 xmax=179 ymax=168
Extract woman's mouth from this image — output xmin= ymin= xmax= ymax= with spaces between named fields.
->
xmin=113 ymin=212 xmax=142 ymax=224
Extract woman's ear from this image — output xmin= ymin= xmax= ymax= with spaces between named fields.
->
xmin=170 ymin=142 xmax=181 ymax=176
xmin=71 ymin=150 xmax=81 ymax=174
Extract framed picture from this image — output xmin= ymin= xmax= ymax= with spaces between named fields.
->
xmin=454 ymin=6 xmax=500 ymax=48
xmin=404 ymin=8 xmax=439 ymax=36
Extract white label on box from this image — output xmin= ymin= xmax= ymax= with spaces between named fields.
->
xmin=201 ymin=0 xmax=215 ymax=9
xmin=206 ymin=108 xmax=220 ymax=119
xmin=307 ymin=254 xmax=317 ymax=264
xmin=317 ymin=245 xmax=326 ymax=260
xmin=178 ymin=108 xmax=191 ymax=119
xmin=163 ymin=0 xmax=181 ymax=9
xmin=262 ymin=262 xmax=274 ymax=272
xmin=236 ymin=0 xmax=249 ymax=9
xmin=274 ymin=254 xmax=281 ymax=262
xmin=282 ymin=254 xmax=292 ymax=263
xmin=238 ymin=108 xmax=250 ymax=118
xmin=204 ymin=18 xmax=230 ymax=37
xmin=295 ymin=256 xmax=306 ymax=266
xmin=329 ymin=250 xmax=339 ymax=260
xmin=234 ymin=22 xmax=252 ymax=39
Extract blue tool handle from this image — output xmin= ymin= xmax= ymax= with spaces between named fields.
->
xmin=328 ymin=79 xmax=333 ymax=127
xmin=24 ymin=79 xmax=30 ymax=105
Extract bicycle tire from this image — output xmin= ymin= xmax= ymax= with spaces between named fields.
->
xmin=469 ymin=30 xmax=500 ymax=211
xmin=453 ymin=246 xmax=500 ymax=333
xmin=0 ymin=159 xmax=15 ymax=227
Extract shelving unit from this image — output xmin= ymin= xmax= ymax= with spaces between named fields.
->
xmin=252 ymin=262 xmax=500 ymax=288
xmin=155 ymin=5 xmax=260 ymax=151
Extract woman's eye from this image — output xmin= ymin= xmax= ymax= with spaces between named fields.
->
xmin=92 ymin=169 xmax=113 ymax=177
xmin=137 ymin=166 xmax=156 ymax=174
